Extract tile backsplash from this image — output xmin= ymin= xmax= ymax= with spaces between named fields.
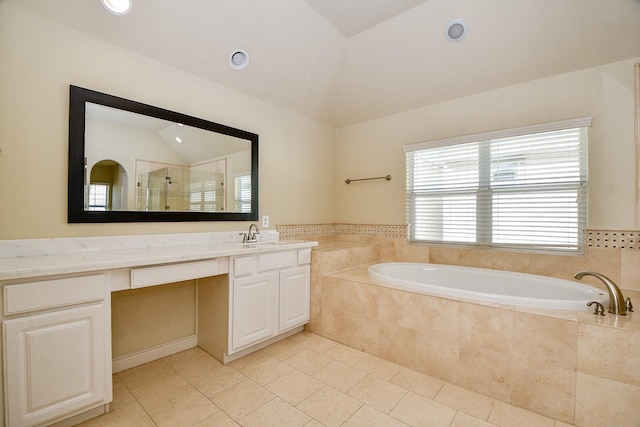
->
xmin=587 ymin=230 xmax=640 ymax=250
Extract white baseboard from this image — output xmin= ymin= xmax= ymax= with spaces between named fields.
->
xmin=112 ymin=335 xmax=198 ymax=373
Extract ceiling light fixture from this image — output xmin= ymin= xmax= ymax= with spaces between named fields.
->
xmin=229 ymin=50 xmax=249 ymax=71
xmin=100 ymin=0 xmax=132 ymax=15
xmin=445 ymin=18 xmax=468 ymax=42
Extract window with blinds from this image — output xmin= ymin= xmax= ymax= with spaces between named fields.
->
xmin=189 ymin=179 xmax=218 ymax=212
xmin=235 ymin=174 xmax=252 ymax=213
xmin=404 ymin=118 xmax=590 ymax=253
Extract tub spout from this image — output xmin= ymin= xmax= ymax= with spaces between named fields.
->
xmin=574 ymin=271 xmax=627 ymax=315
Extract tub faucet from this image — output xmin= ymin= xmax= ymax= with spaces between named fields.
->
xmin=574 ymin=271 xmax=627 ymax=315
xmin=240 ymin=224 xmax=260 ymax=243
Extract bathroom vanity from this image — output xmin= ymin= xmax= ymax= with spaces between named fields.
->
xmin=0 ymin=231 xmax=315 ymax=427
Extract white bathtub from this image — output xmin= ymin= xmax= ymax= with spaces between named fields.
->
xmin=368 ymin=262 xmax=608 ymax=310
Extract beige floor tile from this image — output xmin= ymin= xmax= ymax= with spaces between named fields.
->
xmin=342 ymin=405 xmax=409 ymax=426
xmin=389 ymin=367 xmax=445 ymax=399
xmin=303 ymin=421 xmax=325 ymax=427
xmin=262 ymin=338 xmax=306 ymax=360
xmin=194 ymin=410 xmax=240 ymax=426
xmin=354 ymin=354 xmax=402 ymax=381
xmin=190 ymin=365 xmax=247 ymax=397
xmin=77 ymin=401 xmax=155 ymax=427
xmin=434 ymin=383 xmax=495 ymax=420
xmin=297 ymin=385 xmax=363 ymax=426
xmin=211 ymin=379 xmax=275 ymax=420
xmin=347 ymin=374 xmax=407 ymax=413
xmin=130 ymin=372 xmax=195 ymax=411
xmin=312 ymin=360 xmax=368 ymax=392
xmin=147 ymin=389 xmax=219 ymax=427
xmin=389 ymin=391 xmax=457 ymax=427
xmin=116 ymin=359 xmax=174 ymax=389
xmin=238 ymin=397 xmax=311 ymax=427
xmin=110 ymin=381 xmax=136 ymax=412
xmin=488 ymin=401 xmax=555 ymax=427
xmin=285 ymin=348 xmax=334 ymax=375
xmin=450 ymin=411 xmax=496 ymax=427
xmin=235 ymin=353 xmax=293 ymax=385
xmin=323 ymin=342 xmax=368 ymax=365
xmin=162 ymin=346 xmax=210 ymax=365
xmin=165 ymin=349 xmax=223 ymax=380
xmin=265 ymin=368 xmax=324 ymax=405
xmin=228 ymin=349 xmax=270 ymax=371
xmin=288 ymin=331 xmax=337 ymax=353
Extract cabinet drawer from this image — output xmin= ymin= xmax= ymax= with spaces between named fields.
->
xmin=234 ymin=256 xmax=255 ymax=277
xmin=131 ymin=258 xmax=225 ymax=288
xmin=4 ymin=275 xmax=105 ymax=316
xmin=258 ymin=251 xmax=295 ymax=272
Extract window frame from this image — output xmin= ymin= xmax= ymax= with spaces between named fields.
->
xmin=404 ymin=118 xmax=591 ymax=253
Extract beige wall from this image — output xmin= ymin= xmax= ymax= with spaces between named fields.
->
xmin=335 ymin=57 xmax=639 ymax=229
xmin=0 ymin=3 xmax=335 ymax=239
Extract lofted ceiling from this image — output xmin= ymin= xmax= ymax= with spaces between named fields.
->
xmin=5 ymin=0 xmax=640 ymax=126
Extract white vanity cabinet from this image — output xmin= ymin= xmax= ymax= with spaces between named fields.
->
xmin=1 ymin=274 xmax=111 ymax=427
xmin=229 ymin=248 xmax=311 ymax=355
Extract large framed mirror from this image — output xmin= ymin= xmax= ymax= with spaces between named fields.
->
xmin=68 ymin=86 xmax=258 ymax=222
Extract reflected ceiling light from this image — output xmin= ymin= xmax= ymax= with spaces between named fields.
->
xmin=445 ymin=18 xmax=468 ymax=42
xmin=229 ymin=50 xmax=249 ymax=70
xmin=175 ymin=137 xmax=183 ymax=143
xmin=100 ymin=0 xmax=132 ymax=15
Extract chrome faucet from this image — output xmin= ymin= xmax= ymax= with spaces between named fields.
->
xmin=240 ymin=224 xmax=260 ymax=243
xmin=575 ymin=271 xmax=627 ymax=315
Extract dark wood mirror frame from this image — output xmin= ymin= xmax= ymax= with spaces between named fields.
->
xmin=68 ymin=85 xmax=258 ymax=223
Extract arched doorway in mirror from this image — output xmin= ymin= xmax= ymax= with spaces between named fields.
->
xmin=88 ymin=160 xmax=128 ymax=211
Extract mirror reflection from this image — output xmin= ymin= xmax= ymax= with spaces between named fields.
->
xmin=85 ymin=103 xmax=251 ymax=213
xmin=68 ymin=86 xmax=259 ymax=223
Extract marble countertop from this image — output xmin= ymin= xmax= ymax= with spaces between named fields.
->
xmin=0 ymin=231 xmax=317 ymax=281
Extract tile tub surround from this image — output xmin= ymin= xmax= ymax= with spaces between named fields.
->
xmin=278 ymin=224 xmax=640 ymax=426
xmin=311 ymin=265 xmax=640 ymax=426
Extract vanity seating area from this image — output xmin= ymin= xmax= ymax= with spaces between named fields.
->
xmin=0 ymin=231 xmax=315 ymax=427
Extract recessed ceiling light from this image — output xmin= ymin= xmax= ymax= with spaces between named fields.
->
xmin=100 ymin=0 xmax=132 ymax=15
xmin=229 ymin=50 xmax=249 ymax=71
xmin=445 ymin=19 xmax=468 ymax=42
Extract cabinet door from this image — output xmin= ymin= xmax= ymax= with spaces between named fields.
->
xmin=279 ymin=266 xmax=310 ymax=332
xmin=3 ymin=304 xmax=109 ymax=427
xmin=231 ymin=273 xmax=277 ymax=352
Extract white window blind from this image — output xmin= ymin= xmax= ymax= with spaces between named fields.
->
xmin=235 ymin=174 xmax=252 ymax=213
xmin=189 ymin=179 xmax=218 ymax=212
xmin=404 ymin=118 xmax=590 ymax=253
